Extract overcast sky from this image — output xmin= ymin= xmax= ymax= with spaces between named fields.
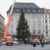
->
xmin=0 ymin=0 xmax=50 ymax=25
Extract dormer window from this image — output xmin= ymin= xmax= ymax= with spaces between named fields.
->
xmin=17 ymin=9 xmax=19 ymax=11
xmin=38 ymin=9 xmax=41 ymax=12
xmin=27 ymin=9 xmax=30 ymax=12
xmin=33 ymin=9 xmax=36 ymax=12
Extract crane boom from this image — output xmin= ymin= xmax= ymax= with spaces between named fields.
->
xmin=4 ymin=0 xmax=16 ymax=38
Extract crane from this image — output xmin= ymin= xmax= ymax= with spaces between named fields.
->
xmin=1 ymin=0 xmax=16 ymax=46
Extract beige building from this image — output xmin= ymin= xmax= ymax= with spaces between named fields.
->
xmin=7 ymin=3 xmax=44 ymax=39
xmin=0 ymin=14 xmax=5 ymax=38
xmin=42 ymin=8 xmax=50 ymax=40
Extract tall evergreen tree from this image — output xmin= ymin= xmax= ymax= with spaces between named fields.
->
xmin=16 ymin=8 xmax=30 ymax=41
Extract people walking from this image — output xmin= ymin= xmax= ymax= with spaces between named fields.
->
xmin=40 ymin=39 xmax=45 ymax=47
xmin=33 ymin=42 xmax=36 ymax=47
xmin=33 ymin=40 xmax=36 ymax=50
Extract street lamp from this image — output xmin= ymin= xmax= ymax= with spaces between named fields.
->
xmin=40 ymin=19 xmax=41 ymax=39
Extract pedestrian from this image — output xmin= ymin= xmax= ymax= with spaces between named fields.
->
xmin=17 ymin=41 xmax=20 ymax=46
xmin=41 ymin=39 xmax=45 ymax=47
xmin=33 ymin=40 xmax=36 ymax=47
xmin=33 ymin=40 xmax=36 ymax=50
xmin=40 ymin=39 xmax=43 ymax=47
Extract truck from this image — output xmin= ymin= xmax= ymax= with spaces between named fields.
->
xmin=1 ymin=0 xmax=16 ymax=46
xmin=6 ymin=36 xmax=13 ymax=46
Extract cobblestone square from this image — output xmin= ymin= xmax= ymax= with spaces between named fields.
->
xmin=0 ymin=44 xmax=50 ymax=50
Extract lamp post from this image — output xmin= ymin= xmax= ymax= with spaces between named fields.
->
xmin=39 ymin=30 xmax=41 ymax=39
xmin=40 ymin=19 xmax=41 ymax=39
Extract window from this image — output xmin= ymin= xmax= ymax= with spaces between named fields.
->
xmin=49 ymin=20 xmax=50 ymax=23
xmin=6 ymin=38 xmax=13 ymax=41
xmin=45 ymin=15 xmax=47 ymax=18
xmin=46 ymin=32 xmax=48 ymax=36
xmin=46 ymin=26 xmax=47 ymax=30
xmin=33 ymin=9 xmax=36 ymax=12
xmin=33 ymin=30 xmax=36 ymax=34
xmin=38 ymin=14 xmax=40 ymax=17
xmin=16 ymin=14 xmax=19 ymax=16
xmin=38 ymin=20 xmax=41 ymax=23
xmin=11 ymin=30 xmax=13 ymax=34
xmin=17 ymin=9 xmax=19 ymax=11
xmin=38 ymin=30 xmax=41 ymax=34
xmin=11 ymin=18 xmax=13 ymax=22
xmin=33 ymin=25 xmax=35 ymax=29
xmin=27 ymin=9 xmax=30 ymax=12
xmin=16 ymin=19 xmax=19 ymax=22
xmin=38 ymin=10 xmax=41 ymax=12
xmin=27 ymin=14 xmax=30 ymax=17
xmin=49 ymin=26 xmax=50 ymax=29
xmin=11 ymin=24 xmax=13 ymax=28
xmin=49 ymin=15 xmax=50 ymax=18
xmin=45 ymin=19 xmax=47 ymax=23
xmin=37 ymin=14 xmax=40 ymax=17
xmin=38 ymin=24 xmax=41 ymax=28
xmin=43 ymin=20 xmax=44 ymax=22
xmin=33 ymin=20 xmax=36 ymax=23
xmin=32 ymin=14 xmax=36 ymax=17
xmin=33 ymin=10 xmax=35 ymax=12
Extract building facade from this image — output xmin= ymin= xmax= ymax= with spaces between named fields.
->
xmin=7 ymin=3 xmax=44 ymax=38
xmin=42 ymin=8 xmax=50 ymax=40
xmin=0 ymin=14 xmax=5 ymax=38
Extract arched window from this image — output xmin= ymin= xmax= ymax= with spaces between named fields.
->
xmin=33 ymin=30 xmax=36 ymax=34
